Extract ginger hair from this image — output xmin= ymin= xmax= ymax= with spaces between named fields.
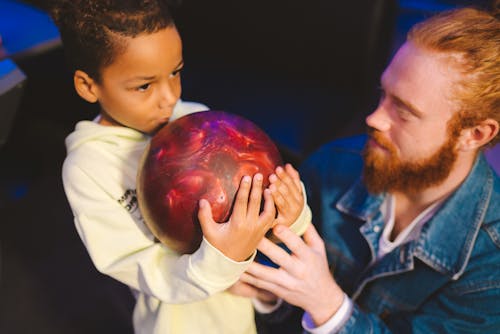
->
xmin=408 ymin=5 xmax=500 ymax=146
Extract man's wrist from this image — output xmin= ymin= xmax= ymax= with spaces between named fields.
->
xmin=308 ymin=290 xmax=346 ymax=326
xmin=302 ymin=293 xmax=353 ymax=334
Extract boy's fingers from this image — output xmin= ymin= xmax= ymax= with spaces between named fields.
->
xmin=276 ymin=165 xmax=301 ymax=202
xmin=261 ymin=189 xmax=276 ymax=223
xmin=197 ymin=199 xmax=215 ymax=233
xmin=285 ymin=163 xmax=300 ymax=179
xmin=231 ymin=175 xmax=252 ymax=221
xmin=285 ymin=163 xmax=302 ymax=191
xmin=247 ymin=174 xmax=264 ymax=218
xmin=270 ymin=184 xmax=287 ymax=210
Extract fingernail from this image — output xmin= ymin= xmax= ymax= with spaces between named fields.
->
xmin=276 ymin=166 xmax=283 ymax=174
xmin=255 ymin=173 xmax=263 ymax=181
xmin=199 ymin=199 xmax=207 ymax=207
xmin=243 ymin=175 xmax=251 ymax=183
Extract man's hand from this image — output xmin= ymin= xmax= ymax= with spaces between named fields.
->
xmin=227 ymin=279 xmax=278 ymax=305
xmin=240 ymin=223 xmax=345 ymax=326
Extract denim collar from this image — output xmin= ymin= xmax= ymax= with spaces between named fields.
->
xmin=336 ymin=154 xmax=494 ymax=280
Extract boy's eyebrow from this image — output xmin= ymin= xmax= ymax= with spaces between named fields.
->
xmin=126 ymin=59 xmax=185 ymax=82
xmin=175 ymin=59 xmax=184 ymax=69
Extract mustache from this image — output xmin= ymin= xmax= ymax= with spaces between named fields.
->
xmin=366 ymin=127 xmax=392 ymax=150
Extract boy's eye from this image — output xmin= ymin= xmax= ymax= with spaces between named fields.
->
xmin=137 ymin=83 xmax=150 ymax=91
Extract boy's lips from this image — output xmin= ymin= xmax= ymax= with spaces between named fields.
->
xmin=158 ymin=117 xmax=171 ymax=124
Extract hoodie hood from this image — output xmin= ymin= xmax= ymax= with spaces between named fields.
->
xmin=65 ymin=100 xmax=209 ymax=153
xmin=65 ymin=120 xmax=148 ymax=153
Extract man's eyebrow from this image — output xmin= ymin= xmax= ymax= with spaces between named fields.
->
xmin=391 ymin=94 xmax=424 ymax=117
xmin=379 ymin=74 xmax=424 ymax=117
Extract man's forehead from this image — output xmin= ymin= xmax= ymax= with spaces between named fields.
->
xmin=381 ymin=42 xmax=462 ymax=112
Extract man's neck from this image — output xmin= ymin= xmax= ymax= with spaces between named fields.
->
xmin=390 ymin=152 xmax=476 ymax=240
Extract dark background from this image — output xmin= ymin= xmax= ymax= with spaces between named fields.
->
xmin=0 ymin=0 xmax=494 ymax=333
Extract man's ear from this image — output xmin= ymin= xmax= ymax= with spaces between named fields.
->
xmin=73 ymin=70 xmax=99 ymax=103
xmin=457 ymin=118 xmax=499 ymax=151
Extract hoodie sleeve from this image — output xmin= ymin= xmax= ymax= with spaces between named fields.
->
xmin=62 ymin=155 xmax=254 ymax=304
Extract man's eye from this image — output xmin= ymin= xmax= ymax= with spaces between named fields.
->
xmin=137 ymin=83 xmax=150 ymax=91
xmin=397 ymin=108 xmax=413 ymax=120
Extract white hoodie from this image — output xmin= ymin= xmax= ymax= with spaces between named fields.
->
xmin=62 ymin=100 xmax=311 ymax=333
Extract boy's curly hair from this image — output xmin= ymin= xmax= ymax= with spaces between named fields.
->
xmin=48 ymin=0 xmax=179 ymax=82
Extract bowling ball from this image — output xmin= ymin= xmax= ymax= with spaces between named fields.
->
xmin=137 ymin=110 xmax=283 ymax=254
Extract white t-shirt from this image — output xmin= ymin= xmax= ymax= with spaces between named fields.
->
xmin=302 ymin=194 xmax=444 ymax=333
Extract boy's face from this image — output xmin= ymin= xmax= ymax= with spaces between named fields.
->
xmin=93 ymin=26 xmax=183 ymax=134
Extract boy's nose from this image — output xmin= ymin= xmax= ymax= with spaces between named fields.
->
xmin=159 ymin=82 xmax=179 ymax=110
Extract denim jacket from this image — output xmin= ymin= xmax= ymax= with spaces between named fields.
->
xmin=299 ymin=135 xmax=500 ymax=333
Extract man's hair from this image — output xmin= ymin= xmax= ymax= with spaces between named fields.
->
xmin=407 ymin=5 xmax=500 ymax=146
xmin=49 ymin=0 xmax=178 ymax=83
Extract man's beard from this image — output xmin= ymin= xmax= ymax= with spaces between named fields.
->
xmin=362 ymin=127 xmax=459 ymax=194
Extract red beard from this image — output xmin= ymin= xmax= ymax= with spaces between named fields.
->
xmin=362 ymin=128 xmax=459 ymax=194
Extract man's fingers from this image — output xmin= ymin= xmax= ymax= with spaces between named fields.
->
xmin=302 ymin=223 xmax=325 ymax=253
xmin=271 ymin=225 xmax=308 ymax=259
xmin=240 ymin=269 xmax=289 ymax=298
xmin=257 ymin=237 xmax=293 ymax=268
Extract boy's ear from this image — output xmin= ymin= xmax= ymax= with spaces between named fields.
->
xmin=73 ymin=70 xmax=99 ymax=103
xmin=457 ymin=118 xmax=499 ymax=151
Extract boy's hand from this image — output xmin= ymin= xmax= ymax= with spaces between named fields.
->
xmin=269 ymin=164 xmax=304 ymax=228
xmin=198 ymin=174 xmax=276 ymax=262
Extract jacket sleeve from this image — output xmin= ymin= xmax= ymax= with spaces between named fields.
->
xmin=335 ymin=283 xmax=500 ymax=334
xmin=63 ymin=162 xmax=254 ymax=304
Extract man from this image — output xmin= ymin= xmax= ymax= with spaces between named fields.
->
xmin=239 ymin=6 xmax=500 ymax=333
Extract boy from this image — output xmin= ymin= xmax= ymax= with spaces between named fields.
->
xmin=48 ymin=1 xmax=311 ymax=333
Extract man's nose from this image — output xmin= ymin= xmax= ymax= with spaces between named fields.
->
xmin=365 ymin=104 xmax=390 ymax=132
